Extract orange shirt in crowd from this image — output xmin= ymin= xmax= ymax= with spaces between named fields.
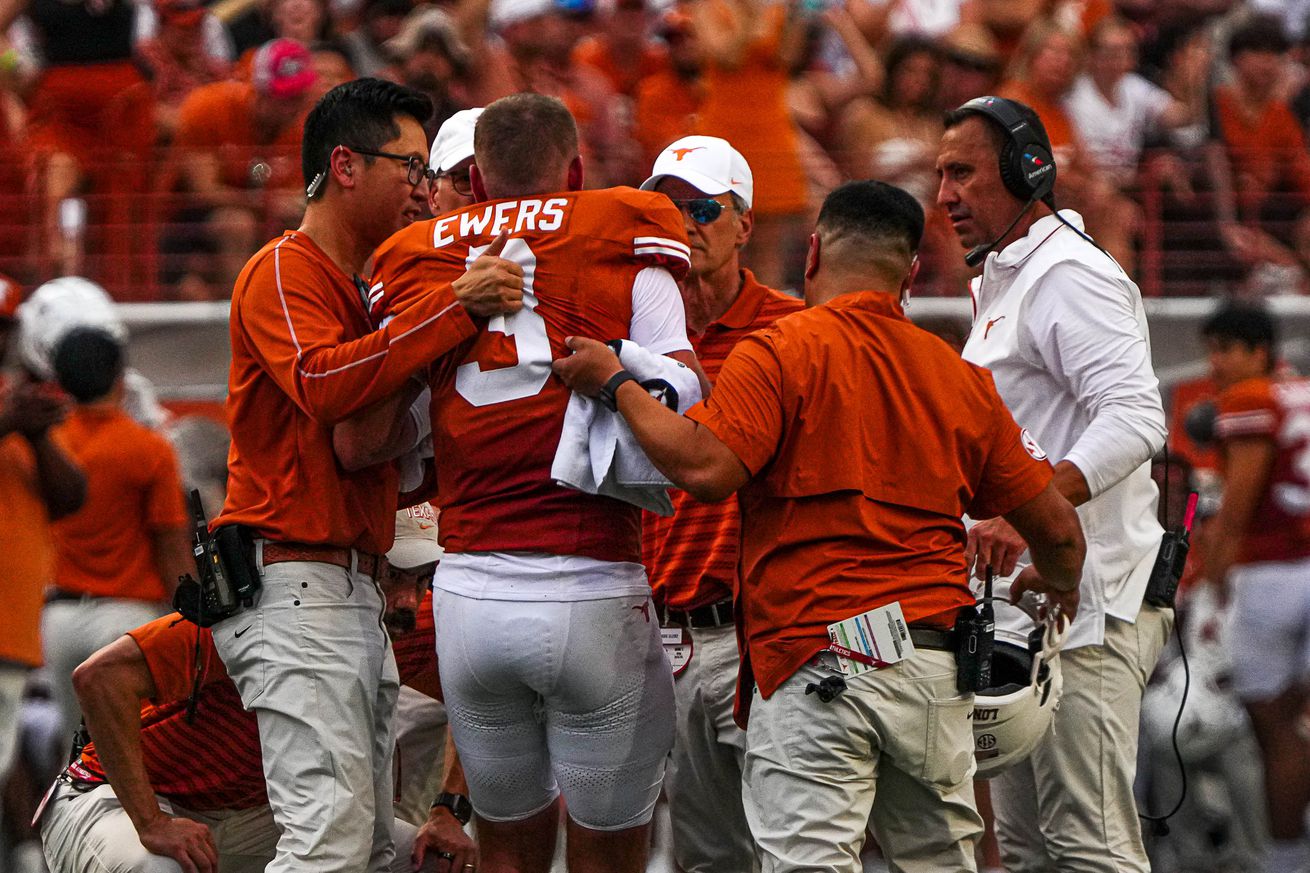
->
xmin=217 ymin=231 xmax=477 ymax=556
xmin=50 ymin=405 xmax=187 ymax=601
xmin=685 ymin=291 xmax=1052 ymax=716
xmin=172 ymin=80 xmax=306 ymax=192
xmin=1211 ymin=85 xmax=1310 ymax=209
xmin=643 ymin=270 xmax=801 ymax=611
xmin=571 ymin=36 xmax=669 ymax=98
xmin=0 ymin=431 xmax=56 ymax=667
xmin=71 ymin=593 xmax=438 ymax=811
xmin=997 ymin=80 xmax=1079 ymax=156
xmin=696 ymin=1 xmax=807 ymax=215
xmin=633 ymin=67 xmax=703 ymax=169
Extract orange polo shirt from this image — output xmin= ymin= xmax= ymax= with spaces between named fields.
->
xmin=51 ymin=406 xmax=187 ymax=601
xmin=686 ymin=291 xmax=1052 ymax=715
xmin=643 ymin=270 xmax=801 ymax=611
xmin=216 ymin=231 xmax=477 ymax=556
xmin=0 ymin=433 xmax=56 ymax=666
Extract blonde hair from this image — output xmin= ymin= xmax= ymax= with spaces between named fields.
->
xmin=1005 ymin=18 xmax=1085 ymax=86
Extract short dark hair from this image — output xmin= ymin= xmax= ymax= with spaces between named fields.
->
xmin=301 ymin=77 xmax=433 ymax=196
xmin=816 ymin=181 xmax=924 ymax=282
xmin=53 ymin=327 xmax=124 ymax=403
xmin=883 ymin=36 xmax=940 ymax=105
xmin=942 ymin=97 xmax=1051 ymax=161
xmin=1228 ymin=13 xmax=1290 ymax=58
xmin=474 ymin=94 xmax=579 ymax=199
xmin=1201 ymin=301 xmax=1278 ymax=360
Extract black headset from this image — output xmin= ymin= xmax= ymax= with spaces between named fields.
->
xmin=954 ymin=96 xmax=1064 ymax=267
xmin=957 ymin=95 xmax=1057 ymax=204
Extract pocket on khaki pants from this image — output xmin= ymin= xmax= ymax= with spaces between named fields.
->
xmin=920 ymin=694 xmax=976 ymax=789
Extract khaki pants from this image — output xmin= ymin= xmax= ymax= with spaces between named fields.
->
xmin=992 ymin=602 xmax=1173 ymax=873
xmin=212 ymin=557 xmax=400 ymax=873
xmin=43 ymin=598 xmax=168 ymax=742
xmin=743 ymin=648 xmax=982 ymax=873
xmin=40 ymin=781 xmax=420 ymax=873
xmin=667 ymin=624 xmax=757 ymax=873
xmin=41 ymin=782 xmax=277 ymax=873
xmin=392 ymin=686 xmax=448 ymax=827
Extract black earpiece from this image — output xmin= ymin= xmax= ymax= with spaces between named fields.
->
xmin=955 ymin=96 xmax=1058 ymax=268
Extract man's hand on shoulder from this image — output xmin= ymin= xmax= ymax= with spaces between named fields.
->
xmin=552 ymin=336 xmax=624 ymax=397
xmin=137 ymin=815 xmax=218 ymax=873
xmin=965 ymin=516 xmax=1028 ymax=580
xmin=452 ymin=231 xmax=524 ymax=318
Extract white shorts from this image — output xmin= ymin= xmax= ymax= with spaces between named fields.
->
xmin=433 ymin=586 xmax=674 ymax=831
xmin=1229 ymin=556 xmax=1310 ymax=701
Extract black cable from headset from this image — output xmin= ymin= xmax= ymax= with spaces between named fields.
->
xmin=1051 ymin=205 xmax=1118 ymax=267
xmin=1138 ymin=444 xmax=1190 ymax=836
xmin=1140 ymin=618 xmax=1190 ymax=836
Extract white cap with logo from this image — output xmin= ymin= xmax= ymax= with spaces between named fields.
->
xmin=388 ymin=503 xmax=443 ymax=569
xmin=640 ymin=135 xmax=753 ymax=209
xmin=429 ymin=108 xmax=484 ymax=174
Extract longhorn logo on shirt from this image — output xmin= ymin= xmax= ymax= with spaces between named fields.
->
xmin=1020 ymin=428 xmax=1048 ymax=461
xmin=984 ymin=315 xmax=1006 ymax=339
xmin=671 ymin=147 xmax=704 ymax=161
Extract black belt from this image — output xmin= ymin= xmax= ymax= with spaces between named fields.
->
xmin=908 ymin=626 xmax=956 ymax=651
xmin=660 ymin=598 xmax=734 ymax=629
xmin=44 ymin=589 xmax=104 ymax=605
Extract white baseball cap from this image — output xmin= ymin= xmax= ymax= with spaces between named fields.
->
xmin=640 ymin=135 xmax=753 ymax=209
xmin=490 ymin=0 xmax=555 ymax=28
xmin=429 ymin=108 xmax=483 ymax=173
xmin=388 ymin=503 xmax=443 ymax=569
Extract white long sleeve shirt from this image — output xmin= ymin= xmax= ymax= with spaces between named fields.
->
xmin=962 ymin=211 xmax=1167 ymax=649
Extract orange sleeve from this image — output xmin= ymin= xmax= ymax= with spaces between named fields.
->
xmin=967 ymin=390 xmax=1054 ymax=520
xmin=626 ymin=192 xmax=692 ymax=281
xmin=142 ymin=432 xmax=188 ymax=531
xmin=685 ymin=330 xmax=785 ymax=474
xmin=237 ymin=241 xmax=477 ymax=425
xmin=1216 ymin=380 xmax=1278 ymax=441
xmin=128 ymin=615 xmax=229 ymax=704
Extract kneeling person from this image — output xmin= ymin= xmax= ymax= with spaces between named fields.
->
xmin=39 ymin=525 xmax=459 ymax=873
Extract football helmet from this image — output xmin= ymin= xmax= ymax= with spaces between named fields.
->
xmin=971 ymin=595 xmax=1068 ymax=778
xmin=16 ymin=277 xmax=125 ymax=380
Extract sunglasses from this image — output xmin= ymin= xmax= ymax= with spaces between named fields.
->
xmin=672 ymin=198 xmax=731 ymax=225
xmin=436 ymin=169 xmax=473 ymax=196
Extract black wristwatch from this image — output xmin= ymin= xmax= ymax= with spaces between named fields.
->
xmin=432 ymin=792 xmax=473 ymax=826
xmin=598 ymin=370 xmax=638 ymax=412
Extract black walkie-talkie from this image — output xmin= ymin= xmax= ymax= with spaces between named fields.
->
xmin=174 ymin=490 xmax=242 ymax=626
xmin=956 ymin=568 xmax=996 ymax=694
xmin=1144 ymin=492 xmax=1197 ymax=608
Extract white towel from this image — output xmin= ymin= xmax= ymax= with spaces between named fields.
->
xmin=551 ymin=340 xmax=702 ymax=515
xmin=398 ymin=387 xmax=433 ymax=494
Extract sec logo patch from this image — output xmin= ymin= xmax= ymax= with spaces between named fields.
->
xmin=1020 ymin=429 xmax=1048 ymax=461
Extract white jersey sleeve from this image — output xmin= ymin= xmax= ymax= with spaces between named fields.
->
xmin=629 ymin=266 xmax=692 ymax=356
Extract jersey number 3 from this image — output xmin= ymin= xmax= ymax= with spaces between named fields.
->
xmin=455 ymin=239 xmax=551 ymax=407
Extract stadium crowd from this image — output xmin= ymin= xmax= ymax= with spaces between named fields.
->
xmin=0 ymin=0 xmax=1309 ymax=873
xmin=0 ymin=0 xmax=1309 ymax=295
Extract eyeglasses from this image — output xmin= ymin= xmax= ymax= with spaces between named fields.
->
xmin=672 ymin=198 xmax=727 ymax=225
xmin=436 ymin=169 xmax=473 ymax=196
xmin=347 ymin=147 xmax=437 ymax=187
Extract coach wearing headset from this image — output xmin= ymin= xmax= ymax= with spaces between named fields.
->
xmin=937 ymin=97 xmax=1171 ymax=873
